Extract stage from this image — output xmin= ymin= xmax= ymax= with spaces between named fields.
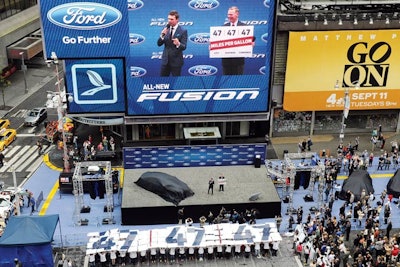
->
xmin=121 ymin=165 xmax=281 ymax=225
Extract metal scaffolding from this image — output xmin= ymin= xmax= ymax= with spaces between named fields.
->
xmin=72 ymin=161 xmax=114 ymax=226
xmin=266 ymin=152 xmax=326 ymax=215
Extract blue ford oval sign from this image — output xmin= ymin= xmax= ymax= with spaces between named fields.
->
xmin=47 ymin=2 xmax=122 ymax=30
xmin=188 ymin=0 xmax=219 ymax=10
xmin=188 ymin=65 xmax=218 ymax=76
xmin=130 ymin=67 xmax=147 ymax=77
xmin=189 ymin=33 xmax=210 ymax=44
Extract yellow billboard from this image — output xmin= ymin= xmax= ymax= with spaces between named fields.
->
xmin=284 ymin=30 xmax=400 ymax=111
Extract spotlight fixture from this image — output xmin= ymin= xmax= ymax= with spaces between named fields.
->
xmin=304 ymin=18 xmax=309 ymax=26
xmin=354 ymin=18 xmax=358 ymax=25
xmin=377 ymin=12 xmax=382 ymax=18
xmin=323 ymin=18 xmax=328 ymax=25
xmin=369 ymin=18 xmax=373 ymax=24
xmin=394 ymin=12 xmax=398 ymax=18
xmin=386 ymin=17 xmax=390 ymax=24
xmin=338 ymin=18 xmax=343 ymax=25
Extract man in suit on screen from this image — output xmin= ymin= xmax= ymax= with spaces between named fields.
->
xmin=222 ymin=6 xmax=255 ymax=75
xmin=157 ymin=10 xmax=188 ymax=76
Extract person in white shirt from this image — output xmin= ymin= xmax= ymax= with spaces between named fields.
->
xmin=188 ymin=247 xmax=195 ymax=261
xmin=159 ymin=247 xmax=166 ymax=263
xmin=118 ymin=250 xmax=127 ymax=266
xmin=98 ymin=251 xmax=107 ymax=266
xmin=225 ymin=245 xmax=232 ymax=259
xmin=198 ymin=247 xmax=204 ymax=261
xmin=169 ymin=247 xmax=176 ymax=263
xmin=88 ymin=254 xmax=95 ymax=267
xmin=150 ymin=248 xmax=157 ymax=263
xmin=110 ymin=250 xmax=117 ymax=265
xmin=129 ymin=251 xmax=138 ymax=265
xmin=179 ymin=247 xmax=186 ymax=262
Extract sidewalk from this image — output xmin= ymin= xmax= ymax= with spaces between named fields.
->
xmin=270 ymin=132 xmax=400 ymax=160
xmin=0 ymin=61 xmax=54 ymax=118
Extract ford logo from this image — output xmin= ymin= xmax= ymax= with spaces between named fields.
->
xmin=188 ymin=65 xmax=217 ymax=76
xmin=259 ymin=66 xmax=266 ymax=75
xmin=127 ymin=0 xmax=144 ymax=10
xmin=261 ymin=33 xmax=269 ymax=43
xmin=189 ymin=33 xmax=210 ymax=44
xmin=129 ymin=33 xmax=145 ymax=45
xmin=130 ymin=67 xmax=147 ymax=77
xmin=47 ymin=3 xmax=122 ymax=30
xmin=188 ymin=0 xmax=219 ymax=10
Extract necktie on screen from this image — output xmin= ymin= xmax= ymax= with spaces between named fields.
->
xmin=170 ymin=27 xmax=174 ymax=36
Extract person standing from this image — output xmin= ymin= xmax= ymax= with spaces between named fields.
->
xmin=354 ymin=136 xmax=360 ymax=150
xmin=0 ymin=152 xmax=4 ymax=167
xmin=208 ymin=178 xmax=215 ymax=194
xmin=177 ymin=207 xmax=184 ymax=224
xmin=386 ymin=220 xmax=392 ymax=239
xmin=218 ymin=176 xmax=226 ymax=191
xmin=275 ymin=214 xmax=282 ymax=232
xmin=109 ymin=136 xmax=115 ymax=152
xmin=30 ymin=195 xmax=36 ymax=215
xmin=73 ymin=135 xmax=78 ymax=149
xmin=25 ymin=189 xmax=33 ymax=208
xmin=221 ymin=6 xmax=255 ymax=75
xmin=307 ymin=136 xmax=313 ymax=151
xmin=157 ymin=10 xmax=188 ymax=77
xmin=36 ymin=139 xmax=43 ymax=155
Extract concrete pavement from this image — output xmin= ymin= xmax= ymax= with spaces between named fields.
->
xmin=270 ymin=132 xmax=399 ymax=161
xmin=0 ymin=60 xmax=54 ymax=119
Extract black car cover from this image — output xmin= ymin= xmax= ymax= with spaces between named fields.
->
xmin=135 ymin=172 xmax=194 ymax=206
xmin=338 ymin=169 xmax=374 ymax=202
xmin=387 ymin=169 xmax=400 ymax=198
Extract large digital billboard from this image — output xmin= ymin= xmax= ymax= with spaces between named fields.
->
xmin=39 ymin=0 xmax=275 ymax=115
xmin=284 ymin=30 xmax=400 ymax=111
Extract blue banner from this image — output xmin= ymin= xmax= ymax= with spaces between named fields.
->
xmin=123 ymin=144 xmax=266 ymax=169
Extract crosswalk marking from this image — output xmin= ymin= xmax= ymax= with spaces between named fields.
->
xmin=3 ymin=145 xmax=21 ymax=158
xmin=1 ymin=146 xmax=31 ymax=172
xmin=17 ymin=133 xmax=37 ymax=137
xmin=26 ymin=145 xmax=54 ymax=173
xmin=0 ymin=144 xmax=54 ymax=174
xmin=15 ymin=146 xmax=38 ymax=172
xmin=11 ymin=109 xmax=29 ymax=118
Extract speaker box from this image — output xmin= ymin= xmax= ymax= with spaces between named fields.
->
xmin=104 ymin=205 xmax=114 ymax=212
xmin=80 ymin=206 xmax=91 ymax=213
xmin=304 ymin=194 xmax=314 ymax=202
xmin=79 ymin=219 xmax=89 ymax=226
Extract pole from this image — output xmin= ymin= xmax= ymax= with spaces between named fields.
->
xmin=339 ymin=86 xmax=351 ymax=143
xmin=19 ymin=52 xmax=28 ymax=93
xmin=52 ymin=54 xmax=70 ymax=172
xmin=11 ymin=165 xmax=17 ymax=188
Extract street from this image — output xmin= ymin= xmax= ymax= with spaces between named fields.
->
xmin=0 ymin=74 xmax=58 ymax=188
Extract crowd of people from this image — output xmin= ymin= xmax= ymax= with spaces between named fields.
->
xmin=286 ymin=133 xmax=400 ymax=267
xmin=0 ymin=188 xmax=35 ymax=236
